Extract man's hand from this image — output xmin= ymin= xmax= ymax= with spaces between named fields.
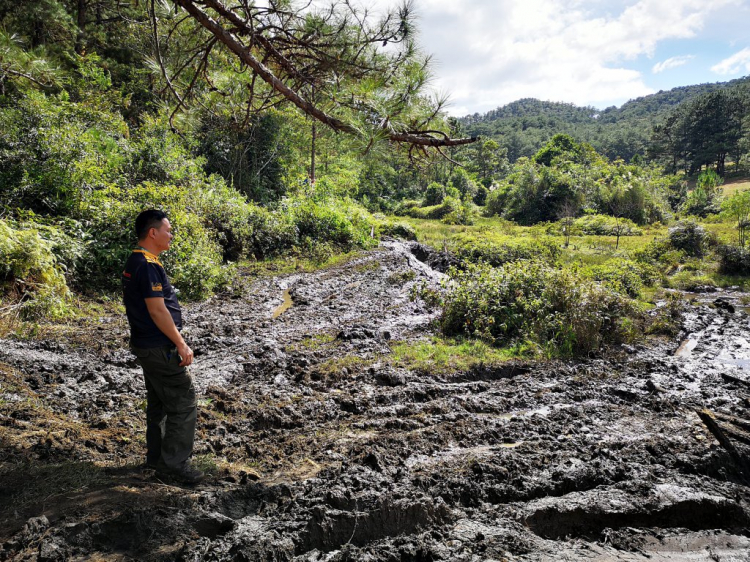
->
xmin=145 ymin=297 xmax=193 ymax=366
xmin=177 ymin=343 xmax=194 ymax=367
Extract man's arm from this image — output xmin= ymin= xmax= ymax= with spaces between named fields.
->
xmin=145 ymin=297 xmax=194 ymax=366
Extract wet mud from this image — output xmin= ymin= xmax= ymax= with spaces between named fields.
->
xmin=1 ymin=240 xmax=750 ymax=561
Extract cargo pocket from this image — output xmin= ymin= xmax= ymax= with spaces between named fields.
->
xmin=131 ymin=346 xmax=153 ymax=367
xmin=162 ymin=370 xmax=196 ymax=411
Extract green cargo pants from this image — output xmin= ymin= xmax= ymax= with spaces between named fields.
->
xmin=132 ymin=345 xmax=197 ymax=471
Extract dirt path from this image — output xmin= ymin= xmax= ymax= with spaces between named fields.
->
xmin=1 ymin=241 xmax=749 ymax=561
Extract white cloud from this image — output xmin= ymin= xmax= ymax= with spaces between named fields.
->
xmin=652 ymin=55 xmax=695 ymax=73
xmin=389 ymin=0 xmax=741 ymax=114
xmin=711 ymin=47 xmax=750 ymax=75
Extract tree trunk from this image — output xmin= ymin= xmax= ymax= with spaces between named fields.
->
xmin=76 ymin=0 xmax=87 ymax=54
xmin=310 ymin=122 xmax=316 ymax=185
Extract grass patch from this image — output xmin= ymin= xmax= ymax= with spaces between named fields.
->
xmin=387 ymin=269 xmax=417 ymax=285
xmin=311 ymin=355 xmax=374 ymax=380
xmin=403 ymin=215 xmax=670 ymax=267
xmin=192 ymin=454 xmax=219 ymax=476
xmin=722 ymin=179 xmax=750 ymax=197
xmin=668 ymin=271 xmax=717 ymax=291
xmin=286 ymin=332 xmax=337 ymax=353
xmin=354 ymin=260 xmax=381 ymax=273
xmin=0 ymin=291 xmax=126 ymax=345
xmin=389 ymin=336 xmax=522 ymax=374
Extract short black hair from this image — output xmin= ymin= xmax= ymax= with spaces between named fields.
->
xmin=135 ymin=209 xmax=167 ymax=241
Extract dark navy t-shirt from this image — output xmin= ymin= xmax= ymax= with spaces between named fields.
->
xmin=122 ymin=249 xmax=183 ymax=348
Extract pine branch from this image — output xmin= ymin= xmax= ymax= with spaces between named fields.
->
xmin=170 ymin=0 xmax=476 ymax=147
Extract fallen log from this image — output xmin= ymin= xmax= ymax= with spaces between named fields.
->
xmin=696 ymin=409 xmax=750 ymax=480
xmin=721 ymin=372 xmax=750 ymax=388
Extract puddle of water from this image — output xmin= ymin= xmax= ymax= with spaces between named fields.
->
xmin=272 ymin=289 xmax=293 ymax=319
xmin=675 ymin=338 xmax=698 ymax=357
xmin=716 ymin=354 xmax=750 ymax=370
xmin=496 ymin=407 xmax=551 ymax=420
xmin=406 ymin=440 xmax=526 ymax=468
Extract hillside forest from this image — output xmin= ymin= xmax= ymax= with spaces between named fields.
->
xmin=2 ymin=0 xmax=750 ymax=357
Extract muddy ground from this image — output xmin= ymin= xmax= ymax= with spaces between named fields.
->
xmin=1 ymin=239 xmax=750 ymax=561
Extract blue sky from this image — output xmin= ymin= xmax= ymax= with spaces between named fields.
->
xmin=368 ymin=0 xmax=750 ymax=115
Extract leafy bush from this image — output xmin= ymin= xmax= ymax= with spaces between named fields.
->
xmin=440 ymin=262 xmax=641 ymax=355
xmin=400 ymin=196 xmax=463 ymax=220
xmin=572 ymin=214 xmax=642 ymax=236
xmin=633 ymin=238 xmax=685 ymax=268
xmin=717 ymin=244 xmax=750 ymax=275
xmin=449 ymin=168 xmax=479 ymax=202
xmin=682 ymin=169 xmax=722 ymax=217
xmin=393 ymin=199 xmax=422 ymax=216
xmin=245 ymin=207 xmax=298 ymax=259
xmin=668 ymin=220 xmax=709 ymax=257
xmin=0 ymin=92 xmax=131 ymax=216
xmin=455 ymin=235 xmax=561 ymax=268
xmin=281 ymin=195 xmax=377 ymax=251
xmin=379 ymin=221 xmax=417 ymax=240
xmin=0 ymin=219 xmax=71 ymax=318
xmin=473 ymin=184 xmax=489 ymax=206
xmin=646 ymin=292 xmax=685 ymax=336
xmin=668 ymin=270 xmax=716 ymax=291
xmin=442 ymin=202 xmax=476 ymax=225
xmin=423 ymin=182 xmax=459 ymax=206
xmin=484 ymin=184 xmax=510 ymax=218
xmin=582 ymin=259 xmax=656 ymax=298
xmin=82 ymin=184 xmax=230 ymax=299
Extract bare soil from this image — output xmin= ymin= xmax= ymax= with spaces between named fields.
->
xmin=1 ymin=240 xmax=750 ymax=561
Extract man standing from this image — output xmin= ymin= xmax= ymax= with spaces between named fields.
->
xmin=122 ymin=209 xmax=203 ymax=484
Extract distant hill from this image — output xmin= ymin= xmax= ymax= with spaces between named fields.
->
xmin=459 ymin=76 xmax=750 ymax=163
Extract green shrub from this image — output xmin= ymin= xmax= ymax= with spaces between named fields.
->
xmin=0 ymin=92 xmax=131 ymax=216
xmin=81 ymin=184 xmax=229 ymax=299
xmin=582 ymin=259 xmax=656 ymax=298
xmin=572 ymin=214 xmax=642 ymax=236
xmin=281 ymin=195 xmax=376 ymax=251
xmin=0 ymin=219 xmax=71 ymax=319
xmin=393 ymin=199 xmax=421 ymax=216
xmin=682 ymin=169 xmax=722 ymax=217
xmin=484 ymin=184 xmax=510 ymax=218
xmin=379 ymin=221 xmax=417 ymax=240
xmin=440 ymin=262 xmax=641 ymax=355
xmin=668 ymin=220 xmax=709 ymax=257
xmin=717 ymin=244 xmax=750 ymax=275
xmin=455 ymin=235 xmax=561 ymax=268
xmin=668 ymin=270 xmax=716 ymax=291
xmin=423 ymin=182 xmax=459 ymax=206
xmin=646 ymin=292 xmax=685 ymax=336
xmin=633 ymin=238 xmax=685 ymax=267
xmin=245 ymin=207 xmax=298 ymax=259
xmin=473 ymin=184 xmax=489 ymax=206
xmin=442 ymin=202 xmax=476 ymax=225
xmin=399 ymin=196 xmax=461 ymax=220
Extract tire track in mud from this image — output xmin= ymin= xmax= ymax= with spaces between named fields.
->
xmin=1 ymin=242 xmax=750 ymax=560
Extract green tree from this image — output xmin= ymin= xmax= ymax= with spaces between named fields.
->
xmin=683 ymin=169 xmax=723 ymax=217
xmin=198 ymin=111 xmax=291 ymax=204
xmin=721 ymin=190 xmax=750 ymax=247
xmin=467 ymin=139 xmax=508 ymax=187
xmin=152 ymin=0 xmax=475 ymax=150
xmin=651 ymin=87 xmax=747 ymax=177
